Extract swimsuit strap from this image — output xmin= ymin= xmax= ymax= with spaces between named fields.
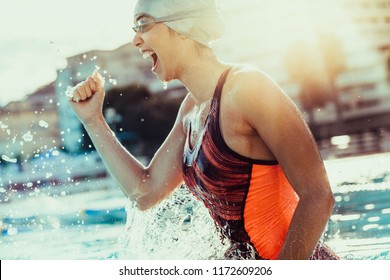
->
xmin=210 ymin=65 xmax=233 ymax=115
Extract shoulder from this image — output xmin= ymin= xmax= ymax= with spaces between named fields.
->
xmin=226 ymin=64 xmax=290 ymax=111
xmin=229 ymin=64 xmax=284 ymax=94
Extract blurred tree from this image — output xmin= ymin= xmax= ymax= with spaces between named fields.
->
xmin=284 ymin=31 xmax=346 ymax=123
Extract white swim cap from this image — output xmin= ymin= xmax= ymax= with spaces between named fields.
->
xmin=134 ymin=0 xmax=225 ymax=47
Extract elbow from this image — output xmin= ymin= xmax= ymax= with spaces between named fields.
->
xmin=135 ymin=193 xmax=165 ymax=212
xmin=133 ymin=169 xmax=153 ymax=211
xmin=299 ymin=187 xmax=335 ymax=218
xmin=325 ymin=190 xmax=336 ymax=217
xmin=314 ymin=188 xmax=335 ymax=218
xmin=132 ymin=191 xmax=156 ymax=211
xmin=135 ymin=198 xmax=153 ymax=211
xmin=132 ymin=188 xmax=155 ymax=212
xmin=134 ymin=184 xmax=164 ymax=211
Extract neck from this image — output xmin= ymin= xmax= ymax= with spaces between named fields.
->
xmin=178 ymin=52 xmax=229 ymax=104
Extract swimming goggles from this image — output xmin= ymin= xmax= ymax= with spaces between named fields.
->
xmin=132 ymin=7 xmax=215 ymax=33
xmin=132 ymin=15 xmax=172 ymax=33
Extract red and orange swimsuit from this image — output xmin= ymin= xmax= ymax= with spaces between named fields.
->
xmin=182 ymin=67 xmax=338 ymax=260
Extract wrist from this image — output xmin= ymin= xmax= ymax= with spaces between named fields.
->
xmin=82 ymin=113 xmax=106 ymax=129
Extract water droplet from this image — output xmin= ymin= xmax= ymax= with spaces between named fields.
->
xmin=109 ymin=78 xmax=118 ymax=86
xmin=65 ymin=86 xmax=74 ymax=98
xmin=1 ymin=155 xmax=17 ymax=163
xmin=0 ymin=122 xmax=8 ymax=129
xmin=39 ymin=120 xmax=49 ymax=128
xmin=22 ymin=131 xmax=33 ymax=142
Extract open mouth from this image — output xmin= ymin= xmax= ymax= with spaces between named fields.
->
xmin=143 ymin=50 xmax=159 ymax=72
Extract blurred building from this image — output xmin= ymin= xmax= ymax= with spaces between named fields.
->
xmin=337 ymin=0 xmax=390 ymax=113
xmin=212 ymin=0 xmax=390 ymax=157
xmin=344 ymin=0 xmax=390 ymax=52
xmin=214 ymin=0 xmax=390 ymax=115
xmin=0 ymin=83 xmax=60 ymax=164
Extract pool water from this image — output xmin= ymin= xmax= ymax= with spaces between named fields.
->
xmin=1 ymin=153 xmax=389 ymax=260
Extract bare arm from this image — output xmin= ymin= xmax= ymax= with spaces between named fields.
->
xmin=69 ymin=73 xmax=191 ymax=210
xmin=234 ymin=68 xmax=335 ymax=259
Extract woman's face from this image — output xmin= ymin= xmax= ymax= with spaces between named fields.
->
xmin=132 ymin=16 xmax=185 ymax=82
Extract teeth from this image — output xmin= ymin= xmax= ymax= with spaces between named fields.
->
xmin=142 ymin=51 xmax=155 ymax=59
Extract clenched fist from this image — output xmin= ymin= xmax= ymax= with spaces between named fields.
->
xmin=68 ymin=70 xmax=106 ymax=125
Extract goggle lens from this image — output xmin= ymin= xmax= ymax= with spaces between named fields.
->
xmin=132 ymin=17 xmax=156 ymax=33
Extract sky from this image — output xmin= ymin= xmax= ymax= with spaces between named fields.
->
xmin=0 ymin=0 xmax=137 ymax=106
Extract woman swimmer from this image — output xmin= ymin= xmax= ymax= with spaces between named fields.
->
xmin=69 ymin=0 xmax=338 ymax=260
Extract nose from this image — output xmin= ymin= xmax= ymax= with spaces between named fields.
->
xmin=132 ymin=31 xmax=143 ymax=47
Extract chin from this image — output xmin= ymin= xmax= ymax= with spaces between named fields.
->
xmin=157 ymin=72 xmax=175 ymax=83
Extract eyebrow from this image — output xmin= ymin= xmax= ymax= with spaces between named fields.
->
xmin=135 ymin=13 xmax=153 ymax=22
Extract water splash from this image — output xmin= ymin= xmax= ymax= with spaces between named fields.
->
xmin=117 ymin=186 xmax=229 ymax=259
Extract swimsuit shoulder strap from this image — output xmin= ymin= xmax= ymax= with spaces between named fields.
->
xmin=210 ymin=65 xmax=233 ymax=115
